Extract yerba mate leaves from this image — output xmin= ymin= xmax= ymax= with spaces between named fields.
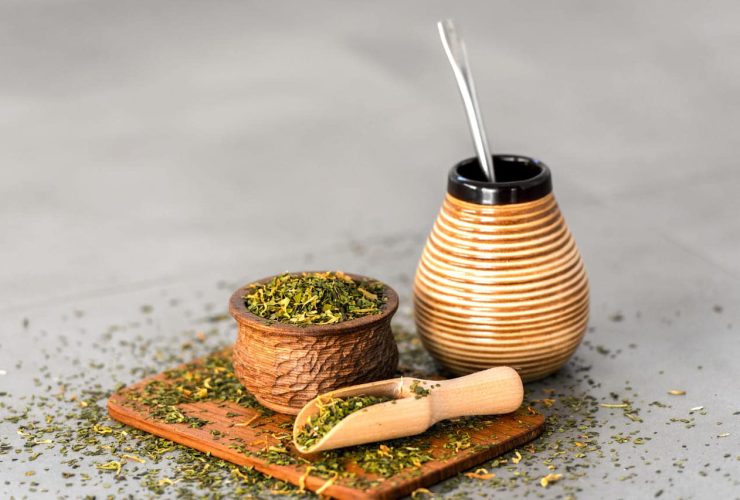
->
xmin=244 ymin=272 xmax=386 ymax=326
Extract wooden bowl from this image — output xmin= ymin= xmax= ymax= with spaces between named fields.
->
xmin=229 ymin=273 xmax=399 ymax=415
xmin=414 ymin=155 xmax=589 ymax=382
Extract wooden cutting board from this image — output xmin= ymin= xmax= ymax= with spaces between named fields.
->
xmin=108 ymin=351 xmax=545 ymax=499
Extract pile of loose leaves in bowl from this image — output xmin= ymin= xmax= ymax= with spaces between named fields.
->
xmin=296 ymin=395 xmax=393 ymax=449
xmin=244 ymin=271 xmax=386 ymax=326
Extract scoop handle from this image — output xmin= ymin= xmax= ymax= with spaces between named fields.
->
xmin=431 ymin=366 xmax=523 ymax=422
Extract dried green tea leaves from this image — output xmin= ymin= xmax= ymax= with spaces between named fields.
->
xmin=296 ymin=395 xmax=392 ymax=449
xmin=409 ymin=380 xmax=434 ymax=399
xmin=244 ymin=272 xmax=386 ymax=326
xmin=124 ymin=351 xmax=264 ymax=428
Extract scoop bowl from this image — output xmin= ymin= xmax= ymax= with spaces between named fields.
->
xmin=293 ymin=366 xmax=523 ymax=454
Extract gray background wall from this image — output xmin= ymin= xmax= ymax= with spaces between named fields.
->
xmin=3 ymin=0 xmax=739 ymax=310
xmin=1 ymin=1 xmax=738 ymax=498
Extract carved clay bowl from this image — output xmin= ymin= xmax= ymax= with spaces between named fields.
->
xmin=229 ymin=273 xmax=399 ymax=415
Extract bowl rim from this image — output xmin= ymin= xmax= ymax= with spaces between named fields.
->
xmin=229 ymin=271 xmax=399 ymax=336
xmin=448 ymin=154 xmax=552 ymax=205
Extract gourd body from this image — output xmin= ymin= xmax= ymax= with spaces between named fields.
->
xmin=414 ymin=156 xmax=589 ymax=381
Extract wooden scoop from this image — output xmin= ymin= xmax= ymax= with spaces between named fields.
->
xmin=293 ymin=366 xmax=523 ymax=454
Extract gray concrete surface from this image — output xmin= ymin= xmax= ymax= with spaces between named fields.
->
xmin=1 ymin=1 xmax=739 ymax=498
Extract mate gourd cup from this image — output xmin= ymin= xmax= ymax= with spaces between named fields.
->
xmin=229 ymin=273 xmax=399 ymax=414
xmin=414 ymin=155 xmax=589 ymax=381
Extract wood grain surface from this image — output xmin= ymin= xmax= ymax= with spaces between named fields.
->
xmin=108 ymin=354 xmax=545 ymax=500
xmin=414 ymin=193 xmax=589 ymax=381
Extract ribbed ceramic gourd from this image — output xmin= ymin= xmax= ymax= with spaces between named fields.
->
xmin=414 ymin=155 xmax=589 ymax=382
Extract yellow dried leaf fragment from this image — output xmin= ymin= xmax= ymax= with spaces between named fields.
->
xmin=464 ymin=468 xmax=496 ymax=480
xmin=540 ymin=473 xmax=563 ymax=487
xmin=411 ymin=488 xmax=433 ymax=498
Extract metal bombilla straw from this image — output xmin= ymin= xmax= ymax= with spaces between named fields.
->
xmin=438 ymin=19 xmax=496 ymax=182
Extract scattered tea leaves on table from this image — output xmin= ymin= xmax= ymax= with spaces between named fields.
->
xmin=2 ymin=295 xmax=737 ymax=499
